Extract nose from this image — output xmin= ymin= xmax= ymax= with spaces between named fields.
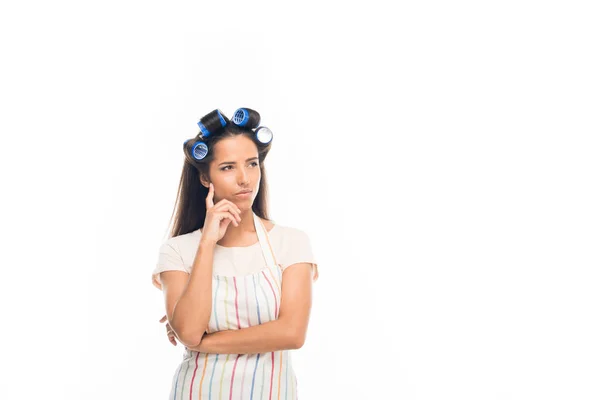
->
xmin=237 ymin=168 xmax=249 ymax=185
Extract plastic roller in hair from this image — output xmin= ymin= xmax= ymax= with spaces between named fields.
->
xmin=232 ymin=108 xmax=261 ymax=128
xmin=183 ymin=138 xmax=209 ymax=160
xmin=183 ymin=139 xmax=209 ymax=161
xmin=191 ymin=141 xmax=209 ymax=160
xmin=255 ymin=126 xmax=273 ymax=144
xmin=197 ymin=109 xmax=227 ymax=138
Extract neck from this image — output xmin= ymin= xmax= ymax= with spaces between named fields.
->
xmin=221 ymin=208 xmax=256 ymax=239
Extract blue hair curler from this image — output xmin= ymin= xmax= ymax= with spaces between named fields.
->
xmin=232 ymin=108 xmax=260 ymax=128
xmin=183 ymin=139 xmax=209 ymax=160
xmin=191 ymin=141 xmax=209 ymax=160
xmin=232 ymin=108 xmax=250 ymax=127
xmin=197 ymin=109 xmax=227 ymax=138
xmin=197 ymin=122 xmax=211 ymax=137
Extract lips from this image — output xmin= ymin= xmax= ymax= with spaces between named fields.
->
xmin=236 ymin=190 xmax=252 ymax=195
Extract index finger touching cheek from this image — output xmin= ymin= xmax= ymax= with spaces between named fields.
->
xmin=206 ymin=182 xmax=214 ymax=208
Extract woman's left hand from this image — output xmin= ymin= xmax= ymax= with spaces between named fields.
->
xmin=159 ymin=314 xmax=178 ymax=346
xmin=160 ymin=314 xmax=210 ymax=350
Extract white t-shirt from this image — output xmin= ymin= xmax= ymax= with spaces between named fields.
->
xmin=152 ymin=223 xmax=317 ymax=290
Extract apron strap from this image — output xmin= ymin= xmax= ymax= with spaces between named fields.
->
xmin=253 ymin=212 xmax=279 ymax=270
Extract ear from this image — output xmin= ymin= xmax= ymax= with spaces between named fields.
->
xmin=199 ymin=172 xmax=210 ymax=189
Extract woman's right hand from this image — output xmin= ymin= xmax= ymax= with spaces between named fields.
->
xmin=201 ymin=182 xmax=242 ymax=245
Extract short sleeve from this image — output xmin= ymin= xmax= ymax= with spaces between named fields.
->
xmin=151 ymin=240 xmax=190 ymax=290
xmin=279 ymin=228 xmax=318 ymax=275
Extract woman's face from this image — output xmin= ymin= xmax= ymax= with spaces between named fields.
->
xmin=203 ymin=135 xmax=261 ymax=208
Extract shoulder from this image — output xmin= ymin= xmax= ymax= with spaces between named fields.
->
xmin=269 ymin=222 xmax=317 ymax=277
xmin=270 ymin=222 xmax=310 ymax=243
xmin=160 ymin=228 xmax=202 ymax=252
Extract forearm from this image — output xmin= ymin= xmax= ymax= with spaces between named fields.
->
xmin=186 ymin=319 xmax=297 ymax=354
xmin=171 ymin=240 xmax=216 ymax=344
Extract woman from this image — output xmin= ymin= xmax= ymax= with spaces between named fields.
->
xmin=151 ymin=108 xmax=319 ymax=399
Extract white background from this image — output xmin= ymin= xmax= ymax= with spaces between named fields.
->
xmin=1 ymin=1 xmax=599 ymax=399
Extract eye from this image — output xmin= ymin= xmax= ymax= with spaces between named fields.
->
xmin=221 ymin=162 xmax=259 ymax=171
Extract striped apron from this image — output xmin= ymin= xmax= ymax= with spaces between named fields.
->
xmin=168 ymin=212 xmax=298 ymax=400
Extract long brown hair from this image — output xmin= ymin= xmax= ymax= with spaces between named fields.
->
xmin=164 ymin=108 xmax=272 ymax=240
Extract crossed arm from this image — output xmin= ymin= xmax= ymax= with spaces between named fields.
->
xmin=186 ymin=262 xmax=314 ymax=355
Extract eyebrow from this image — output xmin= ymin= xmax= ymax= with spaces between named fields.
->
xmin=218 ymin=157 xmax=259 ymax=167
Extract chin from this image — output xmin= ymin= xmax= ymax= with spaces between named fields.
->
xmin=236 ymin=199 xmax=253 ymax=204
